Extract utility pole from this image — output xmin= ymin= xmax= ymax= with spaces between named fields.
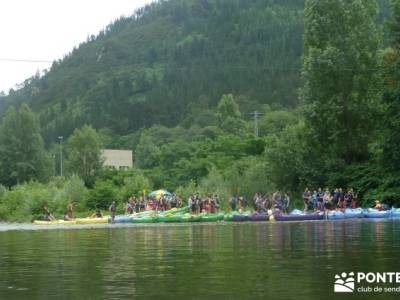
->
xmin=250 ymin=111 xmax=263 ymax=137
xmin=52 ymin=154 xmax=56 ymax=176
xmin=58 ymin=136 xmax=63 ymax=176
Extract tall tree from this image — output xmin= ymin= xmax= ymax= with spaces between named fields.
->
xmin=0 ymin=104 xmax=51 ymax=186
xmin=215 ymin=94 xmax=245 ymax=134
xmin=66 ymin=125 xmax=103 ymax=187
xmin=382 ymin=0 xmax=400 ymax=168
xmin=134 ymin=133 xmax=160 ymax=169
xmin=301 ymin=0 xmax=381 ymax=165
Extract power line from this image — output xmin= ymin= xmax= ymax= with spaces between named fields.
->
xmin=0 ymin=58 xmax=53 ymax=63
xmin=0 ymin=58 xmax=384 ymax=72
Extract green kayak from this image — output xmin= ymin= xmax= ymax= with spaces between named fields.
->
xmin=158 ymin=215 xmax=183 ymax=223
xmin=131 ymin=216 xmax=156 ymax=223
xmin=224 ymin=211 xmax=251 ymax=221
xmin=199 ymin=213 xmax=224 ymax=222
xmin=161 ymin=207 xmax=189 ymax=215
xmin=181 ymin=214 xmax=202 ymax=222
xmin=224 ymin=212 xmax=240 ymax=221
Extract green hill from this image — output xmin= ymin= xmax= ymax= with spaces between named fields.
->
xmin=0 ymin=0 xmax=391 ymax=143
xmin=0 ymin=0 xmax=305 ymax=142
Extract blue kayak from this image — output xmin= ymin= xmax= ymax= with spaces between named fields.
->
xmin=112 ymin=215 xmax=134 ymax=223
xmin=391 ymin=208 xmax=400 ymax=218
xmin=232 ymin=215 xmax=249 ymax=222
xmin=248 ymin=214 xmax=269 ymax=221
xmin=344 ymin=208 xmax=364 ymax=219
xmin=363 ymin=209 xmax=391 ymax=219
xmin=275 ymin=212 xmax=324 ymax=222
xmin=327 ymin=210 xmax=345 ymax=220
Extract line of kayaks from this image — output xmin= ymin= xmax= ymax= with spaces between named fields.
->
xmin=33 ymin=207 xmax=400 ymax=225
xmin=33 ymin=216 xmax=110 ymax=225
xmin=273 ymin=208 xmax=400 ymax=222
xmin=326 ymin=208 xmax=399 ymax=220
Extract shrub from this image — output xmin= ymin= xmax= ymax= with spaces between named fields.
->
xmin=87 ymin=180 xmax=117 ymax=209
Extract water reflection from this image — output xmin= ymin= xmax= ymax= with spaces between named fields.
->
xmin=0 ymin=221 xmax=399 ymax=299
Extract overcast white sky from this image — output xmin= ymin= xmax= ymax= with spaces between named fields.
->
xmin=0 ymin=0 xmax=153 ymax=93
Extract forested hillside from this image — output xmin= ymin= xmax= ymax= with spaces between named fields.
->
xmin=0 ymin=0 xmax=305 ymax=143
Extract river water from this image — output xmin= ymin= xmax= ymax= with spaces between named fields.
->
xmin=0 ymin=220 xmax=399 ymax=300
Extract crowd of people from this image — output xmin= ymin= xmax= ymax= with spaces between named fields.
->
xmin=124 ymin=194 xmax=184 ymax=214
xmin=302 ymin=187 xmax=358 ymax=211
xmin=187 ymin=194 xmax=220 ymax=214
xmin=229 ymin=191 xmax=291 ymax=214
xmin=43 ymin=187 xmax=386 ymax=222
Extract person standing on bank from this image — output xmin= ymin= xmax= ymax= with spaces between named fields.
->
xmin=109 ymin=201 xmax=117 ymax=224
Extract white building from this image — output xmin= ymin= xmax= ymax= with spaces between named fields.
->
xmin=102 ymin=149 xmax=133 ymax=170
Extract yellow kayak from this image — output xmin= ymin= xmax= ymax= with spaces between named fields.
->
xmin=33 ymin=220 xmax=77 ymax=225
xmin=75 ymin=217 xmax=109 ymax=224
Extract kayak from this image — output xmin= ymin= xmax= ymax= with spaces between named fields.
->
xmin=75 ymin=217 xmax=109 ymax=224
xmin=248 ymin=214 xmax=269 ymax=221
xmin=181 ymin=214 xmax=201 ymax=222
xmin=230 ymin=210 xmax=252 ymax=222
xmin=275 ymin=212 xmax=324 ymax=222
xmin=181 ymin=214 xmax=192 ymax=222
xmin=199 ymin=213 xmax=224 ymax=222
xmin=158 ymin=215 xmax=183 ymax=223
xmin=327 ymin=210 xmax=345 ymax=220
xmin=131 ymin=216 xmax=155 ymax=223
xmin=33 ymin=220 xmax=77 ymax=225
xmin=344 ymin=208 xmax=364 ymax=219
xmin=113 ymin=215 xmax=134 ymax=223
xmin=169 ymin=207 xmax=189 ymax=214
xmin=391 ymin=208 xmax=400 ymax=218
xmin=232 ymin=215 xmax=249 ymax=222
xmin=157 ymin=207 xmax=188 ymax=216
xmin=364 ymin=209 xmax=391 ymax=219
xmin=224 ymin=213 xmax=235 ymax=221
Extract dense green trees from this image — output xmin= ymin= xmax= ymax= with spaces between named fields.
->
xmin=0 ymin=104 xmax=51 ymax=186
xmin=301 ymin=0 xmax=381 ymax=166
xmin=382 ymin=0 xmax=400 ymax=168
xmin=215 ymin=94 xmax=245 ymax=134
xmin=66 ymin=125 xmax=103 ymax=187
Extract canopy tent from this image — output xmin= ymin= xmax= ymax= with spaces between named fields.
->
xmin=148 ymin=189 xmax=172 ymax=200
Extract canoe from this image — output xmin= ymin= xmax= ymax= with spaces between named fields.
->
xmin=181 ymin=214 xmax=193 ymax=222
xmin=327 ymin=210 xmax=345 ymax=220
xmin=232 ymin=215 xmax=249 ymax=222
xmin=190 ymin=215 xmax=202 ymax=222
xmin=391 ymin=208 xmax=400 ymax=218
xmin=199 ymin=213 xmax=224 ymax=222
xmin=275 ymin=213 xmax=324 ymax=222
xmin=232 ymin=213 xmax=268 ymax=222
xmin=33 ymin=220 xmax=77 ymax=225
xmin=364 ymin=209 xmax=391 ymax=219
xmin=169 ymin=207 xmax=189 ymax=214
xmin=75 ymin=217 xmax=109 ymax=224
xmin=224 ymin=214 xmax=234 ymax=221
xmin=248 ymin=214 xmax=269 ymax=221
xmin=157 ymin=207 xmax=188 ymax=216
xmin=181 ymin=214 xmax=201 ymax=222
xmin=344 ymin=208 xmax=364 ymax=219
xmin=158 ymin=215 xmax=183 ymax=223
xmin=113 ymin=215 xmax=134 ymax=223
xmin=131 ymin=216 xmax=155 ymax=223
